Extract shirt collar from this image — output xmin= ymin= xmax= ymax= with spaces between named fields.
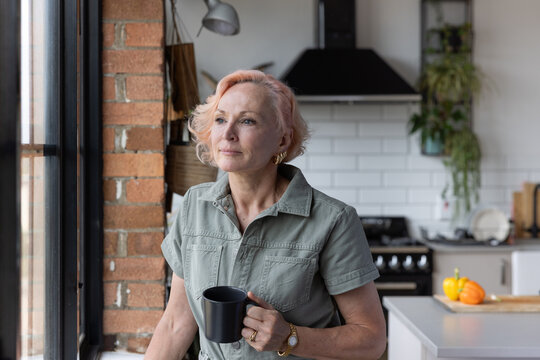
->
xmin=198 ymin=164 xmax=312 ymax=217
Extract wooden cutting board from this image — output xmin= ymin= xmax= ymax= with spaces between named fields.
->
xmin=434 ymin=294 xmax=540 ymax=313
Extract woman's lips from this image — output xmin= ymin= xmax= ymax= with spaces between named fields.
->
xmin=219 ymin=149 xmax=241 ymax=155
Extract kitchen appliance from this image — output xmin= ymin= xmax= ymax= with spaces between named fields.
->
xmin=281 ymin=0 xmax=420 ymax=103
xmin=361 ymin=216 xmax=433 ymax=298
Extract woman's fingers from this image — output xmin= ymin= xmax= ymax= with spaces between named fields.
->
xmin=247 ymin=291 xmax=274 ymax=310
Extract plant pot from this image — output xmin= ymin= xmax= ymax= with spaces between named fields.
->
xmin=422 ymin=135 xmax=445 ymax=156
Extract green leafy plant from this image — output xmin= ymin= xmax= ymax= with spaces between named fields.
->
xmin=443 ymin=127 xmax=481 ymax=217
xmin=410 ymin=8 xmax=485 ymax=219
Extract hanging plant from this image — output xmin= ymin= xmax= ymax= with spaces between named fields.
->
xmin=442 ymin=126 xmax=481 ymax=219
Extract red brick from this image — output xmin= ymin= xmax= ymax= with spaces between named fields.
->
xmin=126 ymin=179 xmax=164 ymax=203
xmin=103 ymin=205 xmax=164 ymax=229
xmin=127 ymin=336 xmax=152 ymax=354
xmin=103 ymin=23 xmax=116 ymax=48
xmin=103 ymin=102 xmax=163 ymax=126
xmin=103 ymin=76 xmax=116 ymax=100
xmin=104 ymin=231 xmax=118 ymax=256
xmin=127 ymin=283 xmax=164 ymax=308
xmin=125 ymin=127 xmax=164 ymax=151
xmin=103 ymin=309 xmax=163 ymax=334
xmin=127 ymin=232 xmax=164 ymax=256
xmin=125 ymin=23 xmax=163 ymax=47
xmin=104 ymin=282 xmax=120 ymax=307
xmin=125 ymin=76 xmax=164 ymax=101
xmin=103 ymin=153 xmax=164 ymax=177
xmin=103 ymin=49 xmax=163 ymax=74
xmin=103 ymin=179 xmax=118 ymax=202
xmin=103 ymin=127 xmax=116 ymax=151
xmin=103 ymin=257 xmax=165 ymax=281
xmin=103 ymin=0 xmax=163 ymax=20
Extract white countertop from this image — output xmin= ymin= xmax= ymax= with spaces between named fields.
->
xmin=383 ymin=296 xmax=540 ymax=358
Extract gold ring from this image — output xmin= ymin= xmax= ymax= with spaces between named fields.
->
xmin=249 ymin=330 xmax=258 ymax=342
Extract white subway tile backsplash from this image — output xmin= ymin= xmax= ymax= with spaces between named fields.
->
xmin=359 ymin=189 xmax=407 ymax=204
xmin=481 ymin=171 xmax=528 ymax=187
xmin=408 ymin=155 xmax=446 ymax=170
xmin=354 ymin=205 xmax=383 ymax=215
xmin=334 ymin=104 xmax=382 ymax=120
xmin=309 ymin=155 xmax=356 ymax=170
xmin=432 ymin=172 xmax=449 ymax=187
xmin=478 ymin=188 xmax=507 ymax=203
xmin=298 ymin=104 xmax=332 ymax=121
xmin=310 ymin=122 xmax=357 ymax=137
xmin=529 ymin=172 xmax=540 ymax=182
xmin=306 ymin=138 xmax=332 ymax=154
xmin=383 ymin=205 xmax=433 ymax=220
xmin=318 ymin=188 xmax=357 ymax=204
xmin=506 ymin=155 xmax=540 ymax=170
xmin=383 ymin=104 xmax=411 ymax=121
xmin=334 ymin=172 xmax=382 ymax=187
xmin=383 ymin=138 xmax=408 ymax=153
xmin=303 ymin=171 xmax=332 ymax=187
xmin=409 ymin=189 xmax=442 ymax=203
xmin=294 ymin=103 xmax=527 ymax=232
xmin=334 ymin=138 xmax=381 ymax=154
xmin=358 ymin=122 xmax=408 ymax=137
xmin=289 ymin=156 xmax=307 ymax=170
xmin=384 ymin=172 xmax=431 ymax=187
xmin=358 ymin=155 xmax=407 ymax=170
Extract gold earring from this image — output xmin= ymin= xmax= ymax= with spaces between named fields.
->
xmin=273 ymin=151 xmax=287 ymax=165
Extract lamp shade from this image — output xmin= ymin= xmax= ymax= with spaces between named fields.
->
xmin=202 ymin=0 xmax=240 ymax=36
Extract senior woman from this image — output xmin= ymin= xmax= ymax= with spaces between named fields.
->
xmin=145 ymin=70 xmax=386 ymax=360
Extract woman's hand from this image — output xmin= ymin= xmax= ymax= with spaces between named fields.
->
xmin=241 ymin=291 xmax=290 ymax=352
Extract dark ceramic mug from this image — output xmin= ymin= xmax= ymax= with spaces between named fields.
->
xmin=202 ymin=286 xmax=258 ymax=343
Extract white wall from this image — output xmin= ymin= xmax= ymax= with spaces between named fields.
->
xmin=172 ymin=0 xmax=540 ymax=235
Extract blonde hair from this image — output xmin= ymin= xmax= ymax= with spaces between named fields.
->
xmin=188 ymin=69 xmax=310 ymax=166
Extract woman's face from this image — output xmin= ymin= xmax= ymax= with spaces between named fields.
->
xmin=210 ymin=82 xmax=286 ymax=175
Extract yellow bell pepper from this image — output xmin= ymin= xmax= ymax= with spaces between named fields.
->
xmin=443 ymin=268 xmax=469 ymax=300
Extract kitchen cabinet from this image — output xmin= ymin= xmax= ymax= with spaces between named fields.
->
xmin=432 ymin=249 xmax=512 ymax=295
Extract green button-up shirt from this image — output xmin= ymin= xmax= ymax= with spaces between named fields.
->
xmin=161 ymin=165 xmax=378 ymax=360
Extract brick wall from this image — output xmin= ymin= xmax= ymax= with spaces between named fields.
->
xmin=102 ymin=0 xmax=167 ymax=353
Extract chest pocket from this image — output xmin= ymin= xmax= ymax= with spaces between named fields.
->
xmin=259 ymin=255 xmax=316 ymax=312
xmin=185 ymin=244 xmax=223 ymax=299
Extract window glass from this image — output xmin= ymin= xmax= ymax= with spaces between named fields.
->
xmin=20 ymin=0 xmax=47 ymax=357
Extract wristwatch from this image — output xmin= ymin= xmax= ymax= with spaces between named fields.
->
xmin=277 ymin=322 xmax=298 ymax=357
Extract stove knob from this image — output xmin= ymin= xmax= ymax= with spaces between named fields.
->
xmin=388 ymin=255 xmax=400 ymax=270
xmin=417 ymin=255 xmax=429 ymax=271
xmin=375 ymin=255 xmax=386 ymax=270
xmin=403 ymin=255 xmax=415 ymax=271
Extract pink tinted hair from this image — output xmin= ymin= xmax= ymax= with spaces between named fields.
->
xmin=188 ymin=69 xmax=310 ymax=166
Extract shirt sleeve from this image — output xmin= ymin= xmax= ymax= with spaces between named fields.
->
xmin=161 ymin=204 xmax=185 ymax=279
xmin=319 ymin=206 xmax=379 ymax=295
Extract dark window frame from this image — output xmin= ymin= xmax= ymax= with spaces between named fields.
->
xmin=0 ymin=0 xmax=103 ymax=358
xmin=79 ymin=0 xmax=104 ymax=358
xmin=0 ymin=1 xmax=21 ymax=358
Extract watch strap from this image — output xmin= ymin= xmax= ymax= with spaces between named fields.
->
xmin=277 ymin=322 xmax=298 ymax=357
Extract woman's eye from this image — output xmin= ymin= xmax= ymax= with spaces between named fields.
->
xmin=215 ymin=117 xmax=225 ymax=124
xmin=241 ymin=118 xmax=255 ymax=125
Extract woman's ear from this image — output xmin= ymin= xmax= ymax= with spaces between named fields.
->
xmin=278 ymin=130 xmax=292 ymax=153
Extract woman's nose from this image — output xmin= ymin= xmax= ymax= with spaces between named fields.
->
xmin=223 ymin=122 xmax=238 ymax=141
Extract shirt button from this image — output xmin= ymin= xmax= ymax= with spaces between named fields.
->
xmin=232 ymin=341 xmax=241 ymax=350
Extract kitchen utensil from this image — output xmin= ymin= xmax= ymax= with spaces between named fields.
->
xmin=469 ymin=207 xmax=510 ymax=242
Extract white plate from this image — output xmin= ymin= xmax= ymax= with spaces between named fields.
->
xmin=470 ymin=208 xmax=510 ymax=242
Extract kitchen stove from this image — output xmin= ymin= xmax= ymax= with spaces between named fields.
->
xmin=360 ymin=216 xmax=433 ymax=297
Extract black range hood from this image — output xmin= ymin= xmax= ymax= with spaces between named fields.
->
xmin=281 ymin=1 xmax=420 ymax=103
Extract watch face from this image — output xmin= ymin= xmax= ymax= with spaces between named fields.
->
xmin=288 ymin=335 xmax=298 ymax=347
